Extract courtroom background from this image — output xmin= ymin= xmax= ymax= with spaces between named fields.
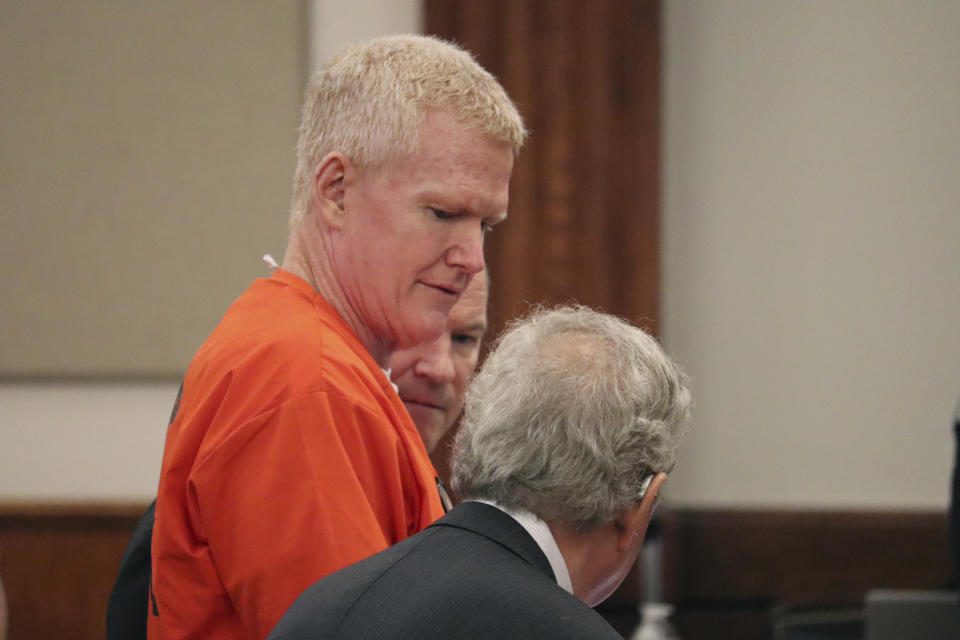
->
xmin=1 ymin=1 xmax=958 ymax=639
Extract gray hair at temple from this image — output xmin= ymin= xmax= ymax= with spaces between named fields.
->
xmin=289 ymin=34 xmax=527 ymax=226
xmin=451 ymin=305 xmax=692 ymax=531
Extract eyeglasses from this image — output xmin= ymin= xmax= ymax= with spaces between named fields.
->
xmin=435 ymin=476 xmax=454 ymax=513
xmin=639 ymin=473 xmax=663 ymax=516
xmin=638 ymin=474 xmax=654 ymax=500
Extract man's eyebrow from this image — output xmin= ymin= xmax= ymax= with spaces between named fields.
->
xmin=420 ymin=189 xmax=499 ymax=213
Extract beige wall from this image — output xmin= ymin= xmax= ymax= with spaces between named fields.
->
xmin=2 ymin=1 xmax=958 ymax=510
xmin=662 ymin=0 xmax=960 ymax=509
xmin=0 ymin=1 xmax=303 ymax=377
xmin=308 ymin=0 xmax=421 ymax=70
xmin=0 ymin=382 xmax=176 ymax=501
xmin=0 ymin=0 xmax=419 ymax=502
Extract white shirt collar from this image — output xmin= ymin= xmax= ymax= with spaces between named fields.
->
xmin=261 ymin=253 xmax=280 ymax=270
xmin=381 ymin=367 xmax=398 ymax=393
xmin=470 ymin=499 xmax=573 ymax=595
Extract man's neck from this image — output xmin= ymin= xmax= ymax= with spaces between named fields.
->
xmin=548 ymin=520 xmax=621 ymax=607
xmin=281 ymin=228 xmax=391 ymax=367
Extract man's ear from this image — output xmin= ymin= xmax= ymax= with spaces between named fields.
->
xmin=616 ymin=472 xmax=667 ymax=552
xmin=310 ymin=152 xmax=351 ymax=229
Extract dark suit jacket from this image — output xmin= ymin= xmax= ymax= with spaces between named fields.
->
xmin=268 ymin=502 xmax=623 ymax=640
xmin=951 ymin=403 xmax=960 ymax=588
xmin=106 ymin=500 xmax=155 ymax=640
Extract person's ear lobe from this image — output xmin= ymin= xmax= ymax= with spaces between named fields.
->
xmin=615 ymin=472 xmax=667 ymax=552
xmin=310 ymin=152 xmax=351 ymax=229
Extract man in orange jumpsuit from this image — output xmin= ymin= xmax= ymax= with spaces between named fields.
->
xmin=148 ymin=35 xmax=525 ymax=640
xmin=107 ymin=273 xmax=491 ymax=640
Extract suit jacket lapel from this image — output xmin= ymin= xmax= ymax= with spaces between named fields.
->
xmin=428 ymin=501 xmax=557 ymax=583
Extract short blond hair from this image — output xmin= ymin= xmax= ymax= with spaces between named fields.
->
xmin=289 ymin=34 xmax=527 ymax=226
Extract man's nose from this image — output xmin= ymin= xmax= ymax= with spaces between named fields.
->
xmin=413 ymin=337 xmax=455 ymax=384
xmin=445 ymin=223 xmax=485 ymax=274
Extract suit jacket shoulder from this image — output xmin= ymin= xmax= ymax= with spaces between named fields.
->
xmin=268 ymin=502 xmax=623 ymax=640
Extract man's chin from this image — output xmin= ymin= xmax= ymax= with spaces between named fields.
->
xmin=401 ymin=402 xmax=445 ymax=449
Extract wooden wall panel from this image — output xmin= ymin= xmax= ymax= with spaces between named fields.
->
xmin=0 ymin=504 xmax=145 ymax=640
xmin=425 ymin=0 xmax=663 ymax=534
xmin=664 ymin=509 xmax=951 ymax=640
xmin=426 ymin=0 xmax=662 ymax=340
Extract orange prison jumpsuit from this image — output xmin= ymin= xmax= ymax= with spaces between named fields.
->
xmin=149 ymin=269 xmax=445 ymax=640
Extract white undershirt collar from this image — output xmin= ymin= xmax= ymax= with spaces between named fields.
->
xmin=381 ymin=367 xmax=398 ymax=393
xmin=470 ymin=499 xmax=573 ymax=595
